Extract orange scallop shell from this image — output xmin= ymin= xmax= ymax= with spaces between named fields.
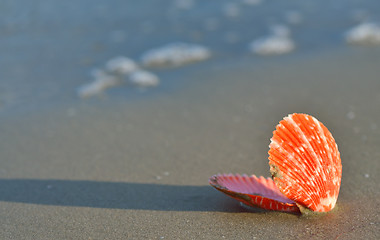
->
xmin=269 ymin=113 xmax=342 ymax=212
xmin=209 ymin=113 xmax=342 ymax=214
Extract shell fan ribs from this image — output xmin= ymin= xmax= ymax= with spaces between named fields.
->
xmin=268 ymin=113 xmax=342 ymax=212
xmin=209 ymin=113 xmax=342 ymax=214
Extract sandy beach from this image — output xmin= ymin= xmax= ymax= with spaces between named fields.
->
xmin=1 ymin=48 xmax=379 ymax=239
xmin=1 ymin=1 xmax=380 ymax=239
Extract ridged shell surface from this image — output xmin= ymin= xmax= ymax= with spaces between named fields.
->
xmin=209 ymin=174 xmax=300 ymax=212
xmin=268 ymin=113 xmax=342 ymax=212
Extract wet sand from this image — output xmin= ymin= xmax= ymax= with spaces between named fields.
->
xmin=1 ymin=47 xmax=379 ymax=239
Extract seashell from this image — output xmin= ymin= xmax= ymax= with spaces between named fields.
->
xmin=269 ymin=113 xmax=342 ymax=212
xmin=209 ymin=113 xmax=342 ymax=214
xmin=209 ymin=174 xmax=300 ymax=213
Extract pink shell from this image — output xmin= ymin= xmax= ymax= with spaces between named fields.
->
xmin=209 ymin=174 xmax=300 ymax=212
xmin=209 ymin=113 xmax=342 ymax=214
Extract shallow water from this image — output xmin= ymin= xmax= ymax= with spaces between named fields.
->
xmin=1 ymin=0 xmax=380 ymax=112
xmin=1 ymin=1 xmax=380 ymax=239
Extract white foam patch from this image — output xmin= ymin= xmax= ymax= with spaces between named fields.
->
xmin=78 ymin=55 xmax=160 ymax=98
xmin=105 ymin=56 xmax=139 ymax=75
xmin=141 ymin=42 xmax=211 ymax=67
xmin=128 ymin=70 xmax=160 ymax=87
xmin=77 ymin=70 xmax=120 ymax=98
xmin=345 ymin=22 xmax=380 ymax=45
xmin=249 ymin=25 xmax=295 ymax=55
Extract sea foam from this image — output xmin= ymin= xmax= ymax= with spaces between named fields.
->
xmin=141 ymin=42 xmax=211 ymax=68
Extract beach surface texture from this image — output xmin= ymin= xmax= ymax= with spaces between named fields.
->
xmin=1 ymin=0 xmax=379 ymax=239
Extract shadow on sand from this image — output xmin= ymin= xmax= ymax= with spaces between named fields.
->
xmin=0 ymin=179 xmax=264 ymax=212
